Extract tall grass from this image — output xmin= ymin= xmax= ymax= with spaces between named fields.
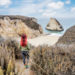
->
xmin=30 ymin=45 xmax=75 ymax=75
xmin=0 ymin=40 xmax=15 ymax=75
xmin=0 ymin=38 xmax=21 ymax=75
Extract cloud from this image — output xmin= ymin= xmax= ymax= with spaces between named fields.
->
xmin=42 ymin=11 xmax=56 ymax=17
xmin=65 ymin=0 xmax=71 ymax=4
xmin=0 ymin=0 xmax=52 ymax=16
xmin=2 ymin=4 xmax=37 ymax=16
xmin=40 ymin=1 xmax=65 ymax=18
xmin=71 ymin=7 xmax=75 ymax=12
xmin=3 ymin=0 xmax=52 ymax=15
xmin=0 ymin=0 xmax=75 ymax=19
xmin=48 ymin=1 xmax=64 ymax=9
xmin=0 ymin=0 xmax=11 ymax=6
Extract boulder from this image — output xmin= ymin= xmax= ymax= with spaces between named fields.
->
xmin=46 ymin=18 xmax=63 ymax=31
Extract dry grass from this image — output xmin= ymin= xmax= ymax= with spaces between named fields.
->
xmin=0 ymin=38 xmax=21 ymax=75
xmin=30 ymin=45 xmax=75 ymax=75
xmin=0 ymin=39 xmax=15 ymax=75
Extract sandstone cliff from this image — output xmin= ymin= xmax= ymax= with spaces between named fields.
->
xmin=0 ymin=15 xmax=43 ymax=38
xmin=57 ymin=25 xmax=75 ymax=44
xmin=46 ymin=18 xmax=63 ymax=31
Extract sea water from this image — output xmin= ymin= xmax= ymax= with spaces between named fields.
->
xmin=38 ymin=18 xmax=75 ymax=36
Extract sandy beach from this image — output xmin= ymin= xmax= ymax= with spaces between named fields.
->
xmin=28 ymin=34 xmax=61 ymax=47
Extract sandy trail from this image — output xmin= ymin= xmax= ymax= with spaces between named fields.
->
xmin=15 ymin=60 xmax=34 ymax=75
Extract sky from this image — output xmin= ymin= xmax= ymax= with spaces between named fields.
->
xmin=0 ymin=0 xmax=75 ymax=18
xmin=0 ymin=0 xmax=75 ymax=33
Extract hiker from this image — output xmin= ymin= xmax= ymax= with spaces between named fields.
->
xmin=19 ymin=34 xmax=30 ymax=68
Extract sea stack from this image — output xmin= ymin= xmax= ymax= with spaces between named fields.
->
xmin=46 ymin=18 xmax=64 ymax=31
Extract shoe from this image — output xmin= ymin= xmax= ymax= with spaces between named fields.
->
xmin=26 ymin=65 xmax=29 ymax=69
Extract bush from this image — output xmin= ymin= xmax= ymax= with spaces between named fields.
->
xmin=0 ymin=67 xmax=3 ymax=75
xmin=6 ymin=60 xmax=15 ymax=75
xmin=3 ymin=38 xmax=23 ymax=59
xmin=30 ymin=45 xmax=75 ymax=75
xmin=0 ymin=39 xmax=16 ymax=75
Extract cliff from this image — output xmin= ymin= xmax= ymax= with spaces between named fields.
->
xmin=0 ymin=15 xmax=43 ymax=38
xmin=57 ymin=25 xmax=75 ymax=44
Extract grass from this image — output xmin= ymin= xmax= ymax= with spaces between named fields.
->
xmin=30 ymin=45 xmax=75 ymax=75
xmin=0 ymin=38 xmax=20 ymax=75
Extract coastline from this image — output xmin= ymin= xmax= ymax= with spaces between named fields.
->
xmin=28 ymin=34 xmax=61 ymax=47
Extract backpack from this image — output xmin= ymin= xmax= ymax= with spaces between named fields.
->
xmin=20 ymin=34 xmax=27 ymax=47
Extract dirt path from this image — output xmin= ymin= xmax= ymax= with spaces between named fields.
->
xmin=15 ymin=60 xmax=34 ymax=75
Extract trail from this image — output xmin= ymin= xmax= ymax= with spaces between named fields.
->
xmin=15 ymin=60 xmax=34 ymax=75
xmin=15 ymin=34 xmax=61 ymax=75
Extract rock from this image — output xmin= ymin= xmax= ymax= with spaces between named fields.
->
xmin=0 ymin=15 xmax=43 ymax=38
xmin=31 ymin=17 xmax=37 ymax=23
xmin=57 ymin=25 xmax=75 ymax=44
xmin=46 ymin=18 xmax=64 ymax=31
xmin=56 ymin=25 xmax=75 ymax=73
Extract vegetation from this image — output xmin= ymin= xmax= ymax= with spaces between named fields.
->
xmin=0 ymin=39 xmax=15 ymax=75
xmin=0 ymin=38 xmax=21 ymax=75
xmin=30 ymin=45 xmax=75 ymax=75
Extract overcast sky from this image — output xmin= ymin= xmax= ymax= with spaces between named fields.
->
xmin=0 ymin=0 xmax=75 ymax=19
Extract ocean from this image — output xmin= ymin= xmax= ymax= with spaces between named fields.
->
xmin=38 ymin=18 xmax=75 ymax=35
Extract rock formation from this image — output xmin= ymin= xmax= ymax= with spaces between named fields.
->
xmin=57 ymin=25 xmax=75 ymax=44
xmin=46 ymin=18 xmax=63 ymax=31
xmin=0 ymin=15 xmax=43 ymax=38
xmin=56 ymin=26 xmax=75 ymax=74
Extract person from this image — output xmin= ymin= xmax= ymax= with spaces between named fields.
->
xmin=19 ymin=34 xmax=30 ymax=69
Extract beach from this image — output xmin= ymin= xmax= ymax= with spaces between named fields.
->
xmin=28 ymin=34 xmax=61 ymax=47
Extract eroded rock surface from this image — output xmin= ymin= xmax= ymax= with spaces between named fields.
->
xmin=46 ymin=18 xmax=63 ymax=31
xmin=0 ymin=15 xmax=43 ymax=38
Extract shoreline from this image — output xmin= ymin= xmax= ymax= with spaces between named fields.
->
xmin=28 ymin=34 xmax=61 ymax=47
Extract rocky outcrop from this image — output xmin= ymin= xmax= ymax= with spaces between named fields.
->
xmin=56 ymin=26 xmax=75 ymax=73
xmin=46 ymin=18 xmax=63 ymax=31
xmin=57 ymin=25 xmax=75 ymax=44
xmin=0 ymin=15 xmax=43 ymax=38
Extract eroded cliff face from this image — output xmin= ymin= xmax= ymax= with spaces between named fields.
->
xmin=57 ymin=25 xmax=75 ymax=45
xmin=0 ymin=16 xmax=43 ymax=38
xmin=46 ymin=18 xmax=63 ymax=31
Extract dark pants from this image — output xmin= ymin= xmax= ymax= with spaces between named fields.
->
xmin=21 ymin=51 xmax=29 ymax=64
